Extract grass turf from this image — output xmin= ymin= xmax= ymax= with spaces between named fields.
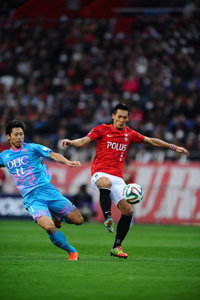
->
xmin=0 ymin=220 xmax=200 ymax=300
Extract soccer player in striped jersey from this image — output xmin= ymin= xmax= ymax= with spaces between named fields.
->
xmin=0 ymin=120 xmax=84 ymax=260
xmin=61 ymin=103 xmax=189 ymax=258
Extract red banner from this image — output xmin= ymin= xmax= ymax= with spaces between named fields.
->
xmin=1 ymin=162 xmax=200 ymax=224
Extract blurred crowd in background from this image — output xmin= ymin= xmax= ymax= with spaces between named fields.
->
xmin=0 ymin=8 xmax=200 ymax=162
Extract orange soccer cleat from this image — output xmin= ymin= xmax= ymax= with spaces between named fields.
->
xmin=68 ymin=251 xmax=79 ymax=261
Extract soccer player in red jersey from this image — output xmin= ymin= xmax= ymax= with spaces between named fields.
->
xmin=61 ymin=103 xmax=189 ymax=258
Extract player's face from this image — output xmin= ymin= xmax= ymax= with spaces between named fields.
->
xmin=112 ymin=109 xmax=129 ymax=130
xmin=7 ymin=127 xmax=24 ymax=149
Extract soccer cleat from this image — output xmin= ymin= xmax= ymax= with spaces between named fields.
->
xmin=68 ymin=251 xmax=79 ymax=261
xmin=51 ymin=212 xmax=62 ymax=229
xmin=110 ymin=246 xmax=128 ymax=259
xmin=104 ymin=217 xmax=114 ymax=233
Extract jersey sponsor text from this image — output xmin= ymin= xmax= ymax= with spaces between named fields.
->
xmin=7 ymin=155 xmax=29 ymax=169
xmin=107 ymin=141 xmax=127 ymax=151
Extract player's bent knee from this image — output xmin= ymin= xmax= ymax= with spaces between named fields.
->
xmin=75 ymin=216 xmax=84 ymax=225
xmin=124 ymin=207 xmax=133 ymax=216
xmin=120 ymin=206 xmax=133 ymax=216
xmin=45 ymin=224 xmax=56 ymax=234
xmin=117 ymin=199 xmax=133 ymax=216
xmin=37 ymin=216 xmax=56 ymax=234
xmin=41 ymin=223 xmax=56 ymax=235
xmin=73 ymin=213 xmax=84 ymax=225
xmin=66 ymin=209 xmax=84 ymax=225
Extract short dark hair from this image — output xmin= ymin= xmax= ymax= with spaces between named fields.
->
xmin=6 ymin=120 xmax=25 ymax=135
xmin=113 ymin=103 xmax=129 ymax=115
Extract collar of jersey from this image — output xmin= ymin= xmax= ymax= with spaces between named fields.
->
xmin=111 ymin=124 xmax=125 ymax=132
xmin=10 ymin=142 xmax=25 ymax=152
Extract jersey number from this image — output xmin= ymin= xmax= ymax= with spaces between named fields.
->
xmin=16 ymin=167 xmax=24 ymax=176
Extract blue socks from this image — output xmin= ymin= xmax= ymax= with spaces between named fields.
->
xmin=48 ymin=230 xmax=76 ymax=253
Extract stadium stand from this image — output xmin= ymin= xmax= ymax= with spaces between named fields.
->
xmin=0 ymin=0 xmax=200 ymax=162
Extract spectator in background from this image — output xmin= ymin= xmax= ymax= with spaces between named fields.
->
xmin=72 ymin=184 xmax=96 ymax=222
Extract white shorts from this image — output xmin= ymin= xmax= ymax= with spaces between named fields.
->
xmin=91 ymin=172 xmax=126 ymax=207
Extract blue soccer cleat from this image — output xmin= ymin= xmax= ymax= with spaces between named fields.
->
xmin=104 ymin=217 xmax=114 ymax=233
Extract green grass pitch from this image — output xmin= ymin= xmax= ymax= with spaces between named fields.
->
xmin=0 ymin=220 xmax=200 ymax=300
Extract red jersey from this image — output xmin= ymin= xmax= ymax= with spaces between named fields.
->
xmin=87 ymin=124 xmax=144 ymax=178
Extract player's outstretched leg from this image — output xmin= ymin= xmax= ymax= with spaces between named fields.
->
xmin=110 ymin=199 xmax=133 ymax=258
xmin=48 ymin=230 xmax=79 ymax=260
xmin=37 ymin=216 xmax=79 ymax=261
xmin=110 ymin=214 xmax=132 ymax=258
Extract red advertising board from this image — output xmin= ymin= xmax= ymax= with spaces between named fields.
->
xmin=133 ymin=162 xmax=200 ymax=224
xmin=1 ymin=162 xmax=200 ymax=224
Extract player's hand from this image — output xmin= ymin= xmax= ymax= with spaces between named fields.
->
xmin=176 ymin=146 xmax=190 ymax=155
xmin=61 ymin=139 xmax=73 ymax=147
xmin=68 ymin=161 xmax=81 ymax=167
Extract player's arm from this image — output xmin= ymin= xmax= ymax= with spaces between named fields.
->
xmin=61 ymin=136 xmax=91 ymax=148
xmin=142 ymin=137 xmax=190 ymax=155
xmin=49 ymin=151 xmax=81 ymax=167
